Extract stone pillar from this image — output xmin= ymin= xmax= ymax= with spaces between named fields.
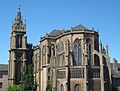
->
xmin=100 ymin=54 xmax=105 ymax=91
xmin=84 ymin=42 xmax=88 ymax=91
xmin=13 ymin=34 xmax=16 ymax=48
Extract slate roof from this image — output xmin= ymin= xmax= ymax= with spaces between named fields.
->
xmin=0 ymin=64 xmax=8 ymax=71
xmin=72 ymin=24 xmax=89 ymax=30
xmin=48 ymin=24 xmax=91 ymax=37
xmin=49 ymin=30 xmax=64 ymax=37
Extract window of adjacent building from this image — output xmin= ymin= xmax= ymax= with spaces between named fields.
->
xmin=0 ymin=82 xmax=2 ymax=88
xmin=60 ymin=84 xmax=64 ymax=91
xmin=42 ymin=46 xmax=46 ymax=65
xmin=74 ymin=38 xmax=82 ymax=66
xmin=74 ymin=84 xmax=80 ymax=91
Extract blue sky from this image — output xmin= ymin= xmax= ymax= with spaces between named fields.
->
xmin=0 ymin=0 xmax=120 ymax=64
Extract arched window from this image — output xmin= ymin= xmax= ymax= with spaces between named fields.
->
xmin=94 ymin=54 xmax=100 ymax=66
xmin=86 ymin=38 xmax=92 ymax=65
xmin=42 ymin=46 xmax=46 ymax=65
xmin=66 ymin=40 xmax=72 ymax=66
xmin=60 ymin=84 xmax=64 ymax=91
xmin=103 ymin=56 xmax=107 ymax=65
xmin=16 ymin=34 xmax=22 ymax=48
xmin=74 ymin=84 xmax=80 ymax=91
xmin=57 ymin=42 xmax=64 ymax=67
xmin=74 ymin=38 xmax=82 ymax=66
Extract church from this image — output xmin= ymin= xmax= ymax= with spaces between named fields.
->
xmin=8 ymin=7 xmax=113 ymax=91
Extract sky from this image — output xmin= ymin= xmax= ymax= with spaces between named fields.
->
xmin=0 ymin=0 xmax=120 ymax=64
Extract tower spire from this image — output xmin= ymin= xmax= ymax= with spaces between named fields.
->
xmin=16 ymin=5 xmax=21 ymax=21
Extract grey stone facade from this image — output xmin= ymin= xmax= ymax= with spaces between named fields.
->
xmin=0 ymin=64 xmax=8 ymax=91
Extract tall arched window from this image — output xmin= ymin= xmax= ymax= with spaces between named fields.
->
xmin=94 ymin=54 xmax=100 ymax=66
xmin=57 ymin=42 xmax=64 ymax=67
xmin=86 ymin=38 xmax=92 ymax=65
xmin=42 ymin=46 xmax=46 ymax=65
xmin=74 ymin=84 xmax=80 ymax=91
xmin=66 ymin=40 xmax=72 ymax=66
xmin=16 ymin=34 xmax=22 ymax=48
xmin=60 ymin=84 xmax=64 ymax=91
xmin=103 ymin=56 xmax=107 ymax=65
xmin=74 ymin=38 xmax=82 ymax=66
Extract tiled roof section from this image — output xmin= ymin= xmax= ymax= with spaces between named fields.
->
xmin=72 ymin=24 xmax=89 ymax=30
xmin=0 ymin=64 xmax=8 ymax=71
xmin=49 ymin=30 xmax=64 ymax=37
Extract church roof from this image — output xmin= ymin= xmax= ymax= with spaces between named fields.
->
xmin=72 ymin=24 xmax=89 ymax=30
xmin=49 ymin=30 xmax=64 ymax=37
xmin=0 ymin=64 xmax=8 ymax=71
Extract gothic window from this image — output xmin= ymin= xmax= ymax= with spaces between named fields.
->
xmin=42 ymin=46 xmax=46 ymax=65
xmin=16 ymin=34 xmax=22 ymax=48
xmin=74 ymin=84 xmax=80 ymax=91
xmin=66 ymin=40 xmax=72 ymax=66
xmin=86 ymin=38 xmax=92 ymax=65
xmin=74 ymin=38 xmax=82 ymax=66
xmin=103 ymin=56 xmax=107 ymax=65
xmin=57 ymin=42 xmax=64 ymax=67
xmin=60 ymin=84 xmax=64 ymax=91
xmin=94 ymin=54 xmax=100 ymax=66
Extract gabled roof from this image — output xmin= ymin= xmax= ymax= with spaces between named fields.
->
xmin=0 ymin=64 xmax=8 ymax=71
xmin=72 ymin=24 xmax=89 ymax=30
xmin=49 ymin=30 xmax=64 ymax=37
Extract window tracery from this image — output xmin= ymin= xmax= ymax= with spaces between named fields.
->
xmin=74 ymin=38 xmax=82 ymax=66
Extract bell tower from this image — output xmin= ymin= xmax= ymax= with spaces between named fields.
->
xmin=8 ymin=7 xmax=33 ymax=85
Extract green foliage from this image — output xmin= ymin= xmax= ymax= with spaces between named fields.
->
xmin=22 ymin=64 xmax=35 ymax=91
xmin=46 ymin=84 xmax=52 ymax=91
xmin=7 ymin=85 xmax=23 ymax=91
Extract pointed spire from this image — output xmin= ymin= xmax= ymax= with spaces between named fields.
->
xmin=99 ymin=40 xmax=102 ymax=53
xmin=16 ymin=5 xmax=22 ymax=21
xmin=18 ymin=5 xmax=20 ymax=12
xmin=92 ymin=27 xmax=94 ymax=31
xmin=12 ymin=6 xmax=25 ymax=32
xmin=106 ymin=42 xmax=109 ymax=55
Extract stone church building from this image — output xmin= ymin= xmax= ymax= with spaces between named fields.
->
xmin=8 ymin=8 xmax=112 ymax=91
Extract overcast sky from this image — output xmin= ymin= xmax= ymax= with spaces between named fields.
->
xmin=0 ymin=0 xmax=120 ymax=64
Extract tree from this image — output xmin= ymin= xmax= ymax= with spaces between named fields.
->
xmin=22 ymin=64 xmax=35 ymax=91
xmin=46 ymin=84 xmax=52 ymax=91
xmin=7 ymin=85 xmax=23 ymax=91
